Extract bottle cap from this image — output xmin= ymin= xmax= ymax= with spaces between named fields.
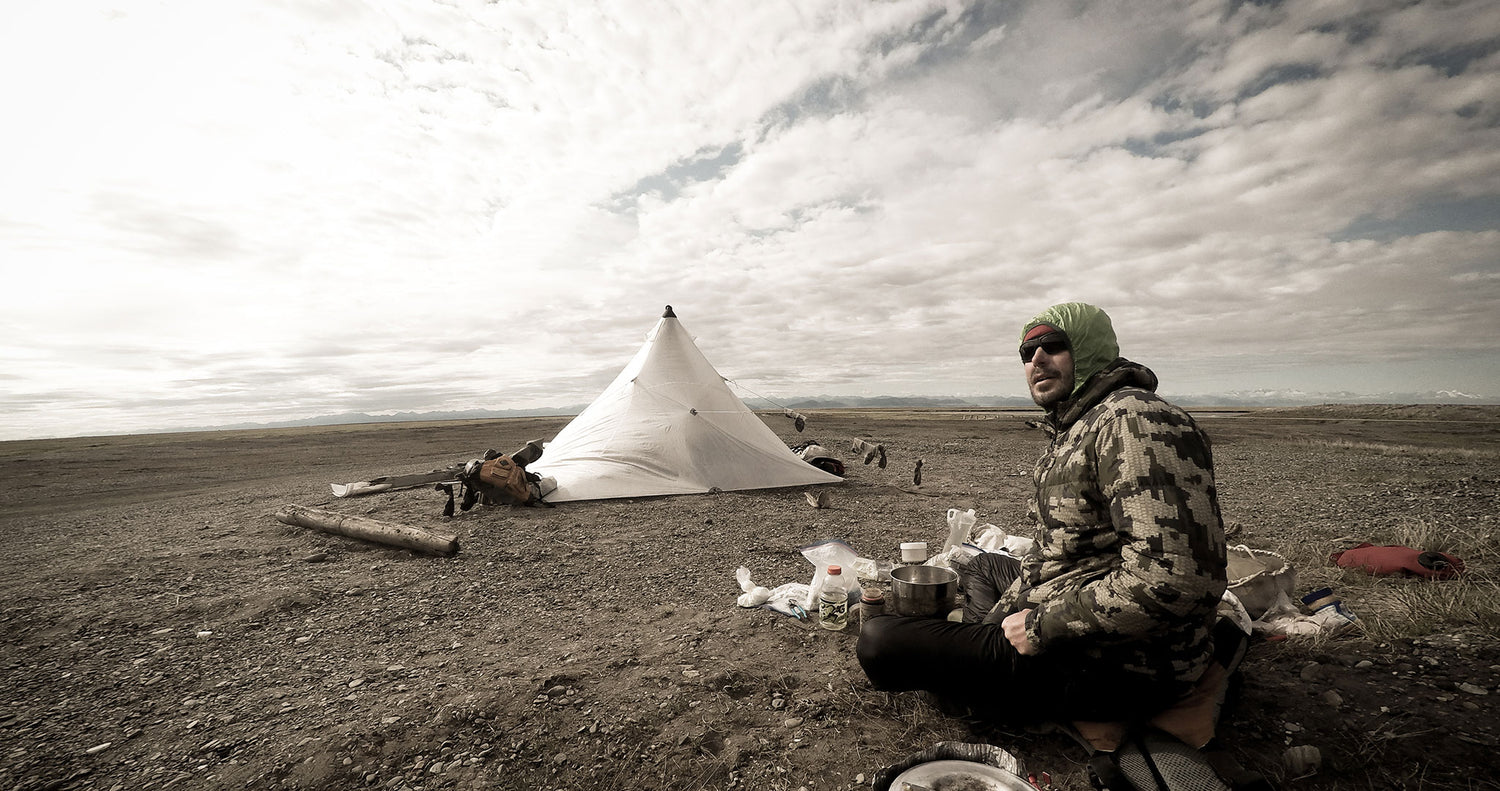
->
xmin=827 ymin=565 xmax=842 ymax=575
xmin=861 ymin=589 xmax=884 ymax=602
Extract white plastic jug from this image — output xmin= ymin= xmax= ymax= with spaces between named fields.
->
xmin=943 ymin=508 xmax=977 ymax=552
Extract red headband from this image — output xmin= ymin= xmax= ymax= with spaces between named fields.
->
xmin=1024 ymin=324 xmax=1058 ymax=342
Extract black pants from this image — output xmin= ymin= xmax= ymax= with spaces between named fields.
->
xmin=856 ymin=554 xmax=1177 ymax=724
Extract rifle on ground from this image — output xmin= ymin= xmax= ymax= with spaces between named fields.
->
xmin=329 ymin=465 xmax=464 ymax=498
xmin=328 ymin=440 xmax=549 ymax=516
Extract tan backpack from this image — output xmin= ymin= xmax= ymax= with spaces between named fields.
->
xmin=475 ymin=454 xmax=534 ymax=506
xmin=440 ymin=442 xmax=550 ymax=516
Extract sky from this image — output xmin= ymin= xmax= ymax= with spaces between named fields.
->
xmin=2 ymin=0 xmax=1498 ymax=440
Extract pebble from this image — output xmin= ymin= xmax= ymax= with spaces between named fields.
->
xmin=782 ymin=717 xmax=803 ymax=728
xmin=1320 ymin=691 xmax=1343 ymax=707
xmin=301 ymin=552 xmax=328 ymax=563
xmin=349 ymin=679 xmax=364 ymax=688
xmin=85 ymin=742 xmax=111 ymax=755
xmin=1354 ymin=660 xmax=1373 ymax=669
xmin=295 ymin=636 xmax=311 ymax=644
xmin=1299 ymin=663 xmax=1321 ymax=682
xmin=771 ymin=698 xmax=786 ymax=709
xmin=196 ymin=631 xmax=213 ymax=639
xmin=1458 ymin=683 xmax=1489 ymax=695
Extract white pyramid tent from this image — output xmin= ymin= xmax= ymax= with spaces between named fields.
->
xmin=527 ymin=307 xmax=842 ymax=502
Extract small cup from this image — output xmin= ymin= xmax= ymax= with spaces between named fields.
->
xmin=899 ymin=541 xmax=928 ymax=564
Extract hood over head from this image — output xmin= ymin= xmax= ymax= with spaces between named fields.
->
xmin=1019 ymin=302 xmax=1119 ymax=399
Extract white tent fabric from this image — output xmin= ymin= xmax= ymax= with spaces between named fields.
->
xmin=527 ymin=307 xmax=842 ymax=502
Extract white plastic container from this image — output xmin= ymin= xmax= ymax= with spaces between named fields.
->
xmin=900 ymin=542 xmax=928 ymax=564
xmin=943 ymin=508 xmax=976 ymax=552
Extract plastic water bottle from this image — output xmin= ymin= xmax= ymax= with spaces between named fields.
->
xmin=818 ymin=565 xmax=850 ymax=631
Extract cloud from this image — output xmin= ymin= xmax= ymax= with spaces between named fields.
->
xmin=0 ymin=0 xmax=1497 ymax=439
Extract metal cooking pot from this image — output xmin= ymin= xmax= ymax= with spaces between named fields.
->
xmin=888 ymin=564 xmax=959 ymax=617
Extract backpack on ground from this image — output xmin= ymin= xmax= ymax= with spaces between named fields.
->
xmin=474 ymin=454 xmax=534 ymax=505
xmin=437 ymin=442 xmax=552 ymax=516
xmin=790 ymin=440 xmax=846 ymax=477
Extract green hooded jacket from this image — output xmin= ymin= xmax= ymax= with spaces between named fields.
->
xmin=1004 ymin=303 xmax=1228 ymax=696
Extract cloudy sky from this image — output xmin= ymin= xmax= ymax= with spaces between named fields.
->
xmin=2 ymin=0 xmax=1497 ymax=440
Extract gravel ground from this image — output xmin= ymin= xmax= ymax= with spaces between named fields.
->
xmin=1 ymin=406 xmax=1496 ymax=790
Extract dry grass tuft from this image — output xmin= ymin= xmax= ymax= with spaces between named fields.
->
xmin=1287 ymin=437 xmax=1498 ymax=460
xmin=1258 ymin=517 xmax=1498 ymax=641
xmin=1359 ymin=575 xmax=1500 ymax=638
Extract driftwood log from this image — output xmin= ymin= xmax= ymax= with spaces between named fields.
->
xmin=275 ymin=504 xmax=459 ymax=556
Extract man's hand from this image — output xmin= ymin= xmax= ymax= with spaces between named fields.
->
xmin=1001 ymin=609 xmax=1036 ymax=655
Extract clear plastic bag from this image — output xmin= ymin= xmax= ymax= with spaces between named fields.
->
xmin=799 ymin=539 xmax=866 ymax=608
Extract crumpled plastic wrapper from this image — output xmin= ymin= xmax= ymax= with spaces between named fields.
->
xmin=972 ymin=525 xmax=1036 ymax=557
xmin=735 ymin=566 xmax=772 ymax=607
xmin=1250 ymin=590 xmax=1322 ymax=636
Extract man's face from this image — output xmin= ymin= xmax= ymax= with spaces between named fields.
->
xmin=1025 ymin=344 xmax=1074 ymax=408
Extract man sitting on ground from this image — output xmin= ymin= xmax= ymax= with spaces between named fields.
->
xmin=857 ymin=302 xmax=1228 ymax=724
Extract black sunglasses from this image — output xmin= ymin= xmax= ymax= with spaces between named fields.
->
xmin=1019 ymin=339 xmax=1069 ymax=362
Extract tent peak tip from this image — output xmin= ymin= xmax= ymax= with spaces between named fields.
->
xmin=662 ymin=305 xmax=676 ymax=318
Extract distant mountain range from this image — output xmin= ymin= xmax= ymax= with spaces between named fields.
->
xmin=172 ymin=406 xmax=589 ymax=433
xmin=168 ymin=389 xmax=1492 ymax=433
xmin=1154 ymin=388 xmax=1490 ymax=407
xmin=761 ymin=389 xmax=1493 ymax=409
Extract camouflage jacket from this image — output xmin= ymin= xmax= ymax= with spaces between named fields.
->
xmin=998 ymin=358 xmax=1228 ymax=692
